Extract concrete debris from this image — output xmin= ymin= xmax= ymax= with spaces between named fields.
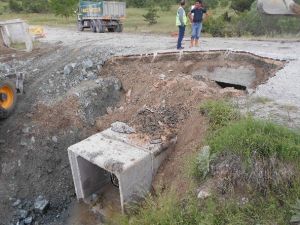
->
xmin=12 ymin=199 xmax=21 ymax=207
xmin=82 ymin=58 xmax=93 ymax=69
xmin=0 ymin=63 xmax=11 ymax=74
xmin=150 ymin=139 xmax=162 ymax=144
xmin=159 ymin=74 xmax=166 ymax=80
xmin=22 ymin=127 xmax=30 ymax=134
xmin=111 ymin=122 xmax=135 ymax=134
xmin=34 ymin=196 xmax=49 ymax=214
xmin=0 ymin=19 xmax=33 ymax=52
xmin=16 ymin=221 xmax=25 ymax=225
xmin=18 ymin=210 xmax=28 ymax=219
xmin=197 ymin=189 xmax=211 ymax=199
xmin=24 ymin=216 xmax=33 ymax=225
xmin=63 ymin=64 xmax=73 ymax=76
xmin=51 ymin=136 xmax=58 ymax=143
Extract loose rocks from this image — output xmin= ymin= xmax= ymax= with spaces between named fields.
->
xmin=111 ymin=122 xmax=135 ymax=134
xmin=34 ymin=196 xmax=49 ymax=214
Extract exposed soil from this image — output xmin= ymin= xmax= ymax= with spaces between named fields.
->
xmin=0 ymin=28 xmax=299 ymax=225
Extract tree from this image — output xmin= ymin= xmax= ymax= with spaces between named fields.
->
xmin=143 ymin=5 xmax=160 ymax=25
xmin=9 ymin=0 xmax=23 ymax=12
xmin=50 ymin=0 xmax=78 ymax=18
xmin=22 ymin=0 xmax=49 ymax=13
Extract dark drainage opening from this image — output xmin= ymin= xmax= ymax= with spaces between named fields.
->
xmin=215 ymin=81 xmax=247 ymax=91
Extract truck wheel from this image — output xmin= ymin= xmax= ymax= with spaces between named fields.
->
xmin=96 ymin=20 xmax=105 ymax=33
xmin=0 ymin=80 xmax=17 ymax=119
xmin=91 ymin=20 xmax=97 ymax=33
xmin=116 ymin=24 xmax=123 ymax=33
xmin=77 ymin=21 xmax=84 ymax=31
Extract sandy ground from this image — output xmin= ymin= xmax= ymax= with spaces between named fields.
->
xmin=1 ymin=27 xmax=300 ymax=225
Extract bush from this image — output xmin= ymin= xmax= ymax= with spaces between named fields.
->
xmin=50 ymin=0 xmax=77 ymax=18
xmin=231 ymin=0 xmax=255 ymax=12
xmin=9 ymin=0 xmax=23 ymax=12
xmin=22 ymin=0 xmax=49 ymax=13
xmin=204 ymin=16 xmax=226 ymax=37
xmin=143 ymin=5 xmax=160 ymax=25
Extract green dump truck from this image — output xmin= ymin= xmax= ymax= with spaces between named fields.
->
xmin=77 ymin=0 xmax=126 ymax=33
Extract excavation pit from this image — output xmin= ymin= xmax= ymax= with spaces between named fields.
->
xmin=108 ymin=50 xmax=284 ymax=90
xmin=68 ymin=50 xmax=284 ymax=217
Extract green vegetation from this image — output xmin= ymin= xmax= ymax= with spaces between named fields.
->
xmin=291 ymin=199 xmax=300 ymax=224
xmin=114 ymin=99 xmax=300 ymax=225
xmin=1 ymin=0 xmax=300 ymax=36
xmin=50 ymin=0 xmax=78 ymax=18
xmin=143 ymin=5 xmax=160 ymax=25
xmin=208 ymin=118 xmax=300 ymax=161
xmin=0 ymin=13 xmax=75 ymax=26
xmin=200 ymin=99 xmax=240 ymax=130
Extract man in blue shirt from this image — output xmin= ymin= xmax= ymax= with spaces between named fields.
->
xmin=188 ymin=0 xmax=207 ymax=47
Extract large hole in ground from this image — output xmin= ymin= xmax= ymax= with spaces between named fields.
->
xmin=106 ymin=50 xmax=284 ymax=90
xmin=67 ymin=51 xmax=284 ymax=223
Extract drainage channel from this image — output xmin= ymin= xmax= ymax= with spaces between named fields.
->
xmin=67 ymin=50 xmax=285 ymax=223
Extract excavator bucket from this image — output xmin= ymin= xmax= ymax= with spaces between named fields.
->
xmin=257 ymin=0 xmax=300 ymax=15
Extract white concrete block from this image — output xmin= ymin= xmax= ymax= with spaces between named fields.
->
xmin=68 ymin=125 xmax=176 ymax=213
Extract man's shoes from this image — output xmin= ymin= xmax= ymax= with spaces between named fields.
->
xmin=177 ymin=47 xmax=184 ymax=50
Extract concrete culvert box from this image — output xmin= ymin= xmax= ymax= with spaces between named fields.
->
xmin=68 ymin=122 xmax=176 ymax=213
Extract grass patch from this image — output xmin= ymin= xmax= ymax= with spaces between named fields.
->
xmin=0 ymin=13 xmax=75 ymax=26
xmin=208 ymin=118 xmax=300 ymax=162
xmin=124 ymin=6 xmax=191 ymax=34
xmin=252 ymin=96 xmax=272 ymax=104
xmin=0 ymin=6 xmax=192 ymax=34
xmin=200 ymin=99 xmax=240 ymax=131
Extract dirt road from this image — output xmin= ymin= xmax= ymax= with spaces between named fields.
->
xmin=0 ymin=27 xmax=300 ymax=225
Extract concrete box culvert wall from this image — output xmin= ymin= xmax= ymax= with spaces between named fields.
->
xmin=68 ymin=125 xmax=176 ymax=213
xmin=110 ymin=50 xmax=284 ymax=90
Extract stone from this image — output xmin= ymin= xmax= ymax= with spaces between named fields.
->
xmin=34 ymin=195 xmax=49 ymax=214
xmin=87 ymin=71 xmax=97 ymax=80
xmin=12 ymin=199 xmax=21 ymax=207
xmin=82 ymin=58 xmax=93 ymax=69
xmin=159 ymin=74 xmax=166 ymax=80
xmin=24 ymin=217 xmax=33 ymax=224
xmin=197 ymin=189 xmax=211 ymax=199
xmin=150 ymin=139 xmax=162 ymax=144
xmin=18 ymin=210 xmax=29 ymax=219
xmin=22 ymin=127 xmax=30 ymax=134
xmin=111 ymin=122 xmax=135 ymax=134
xmin=63 ymin=64 xmax=73 ymax=76
xmin=52 ymin=136 xmax=58 ymax=143
xmin=0 ymin=63 xmax=10 ymax=74
xmin=0 ymin=139 xmax=5 ymax=144
xmin=16 ymin=221 xmax=25 ymax=225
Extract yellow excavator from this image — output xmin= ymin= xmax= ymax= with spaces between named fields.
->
xmin=0 ymin=73 xmax=23 ymax=119
xmin=0 ymin=79 xmax=16 ymax=119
